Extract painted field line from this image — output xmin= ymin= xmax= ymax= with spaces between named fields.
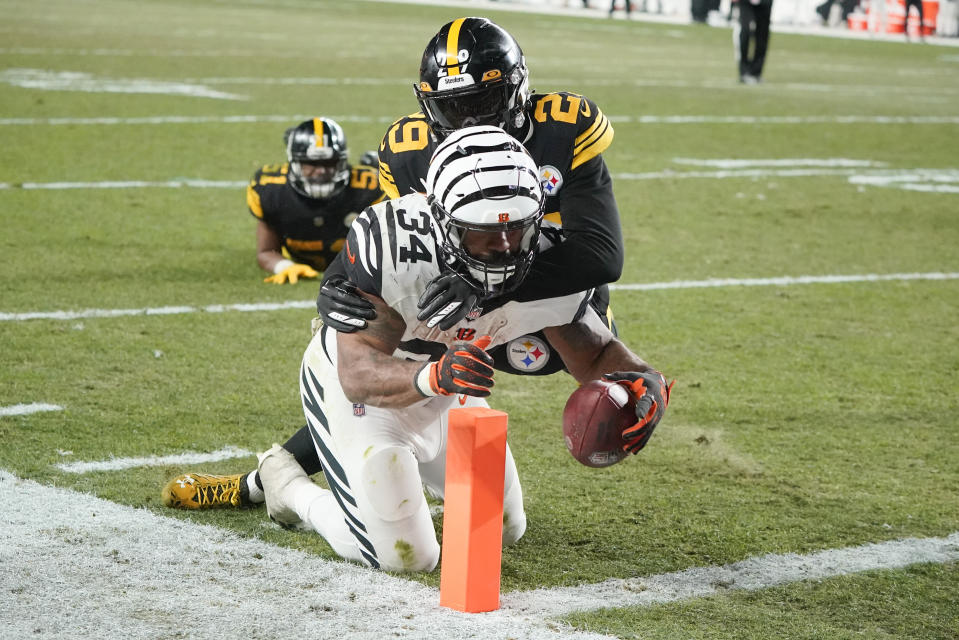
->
xmin=609 ymin=272 xmax=959 ymax=291
xmin=670 ymin=157 xmax=885 ymax=168
xmin=6 ymin=168 xmax=959 ymax=191
xmin=0 ymin=402 xmax=63 ymax=417
xmin=54 ymin=446 xmax=253 ymax=474
xmin=0 ymin=469 xmax=611 ymax=640
xmin=1 ymin=272 xmax=955 ymax=324
xmin=0 ymin=179 xmax=246 ymax=190
xmin=0 ymin=299 xmax=315 ymax=322
xmin=2 ymin=114 xmax=958 ymax=127
xmin=504 ymin=531 xmax=959 ymax=617
xmin=613 ymin=167 xmax=959 ymax=181
xmin=3 ymin=469 xmax=957 ymax=639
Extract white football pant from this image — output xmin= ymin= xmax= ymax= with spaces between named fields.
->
xmin=294 ymin=325 xmax=527 ymax=572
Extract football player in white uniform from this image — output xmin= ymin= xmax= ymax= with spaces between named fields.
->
xmin=254 ymin=127 xmax=671 ymax=572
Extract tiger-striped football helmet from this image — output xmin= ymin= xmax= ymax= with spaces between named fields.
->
xmin=426 ymin=125 xmax=544 ymax=296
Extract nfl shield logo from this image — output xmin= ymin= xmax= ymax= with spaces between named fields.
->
xmin=352 ymin=403 xmax=366 ymax=417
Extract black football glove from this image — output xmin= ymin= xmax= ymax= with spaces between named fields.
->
xmin=317 ymin=276 xmax=376 ymax=333
xmin=603 ymin=370 xmax=674 ymax=454
xmin=417 ymin=335 xmax=494 ymax=397
xmin=416 ymin=272 xmax=480 ymax=330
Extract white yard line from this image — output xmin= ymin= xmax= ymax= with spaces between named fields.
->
xmin=610 ymin=272 xmax=959 ymax=291
xmin=0 ymin=272 xmax=955 ymax=323
xmin=503 ymin=532 xmax=959 ymax=617
xmin=2 ymin=114 xmax=959 ymax=126
xmin=0 ymin=300 xmax=315 ymax=322
xmin=0 ymin=179 xmax=247 ymax=190
xmin=4 ymin=165 xmax=958 ymax=191
xmin=2 ymin=469 xmax=956 ymax=638
xmin=54 ymin=446 xmax=253 ymax=474
xmin=0 ymin=402 xmax=63 ymax=417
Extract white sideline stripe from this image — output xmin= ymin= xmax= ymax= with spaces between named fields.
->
xmin=0 ymin=300 xmax=315 ymax=321
xmin=608 ymin=272 xmax=959 ymax=291
xmin=0 ymin=469 xmax=611 ymax=640
xmin=613 ymin=167 xmax=959 ymax=181
xmin=0 ymin=402 xmax=63 ymax=417
xmin=1 ymin=273 xmax=956 ymax=323
xmin=54 ymin=446 xmax=253 ymax=474
xmin=504 ymin=532 xmax=959 ymax=617
xmin=0 ymin=69 xmax=244 ymax=100
xmin=6 ymin=168 xmax=959 ymax=191
xmin=2 ymin=469 xmax=957 ymax=639
xmin=2 ymin=114 xmax=959 ymax=126
xmin=670 ymin=158 xmax=886 ymax=168
xmin=0 ymin=179 xmax=247 ymax=190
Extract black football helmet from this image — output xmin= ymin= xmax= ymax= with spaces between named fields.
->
xmin=284 ymin=117 xmax=349 ymax=199
xmin=414 ymin=17 xmax=531 ymax=138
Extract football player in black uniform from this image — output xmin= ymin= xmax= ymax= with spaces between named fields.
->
xmin=322 ymin=16 xmax=624 ymax=377
xmin=161 ymin=18 xmax=627 ymax=511
xmin=250 ymin=117 xmax=383 ymax=284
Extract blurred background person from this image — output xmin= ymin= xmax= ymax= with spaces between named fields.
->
xmin=904 ymin=0 xmax=925 ymax=40
xmin=248 ymin=117 xmax=383 ymax=285
xmin=735 ymin=0 xmax=773 ymax=84
xmin=610 ymin=0 xmax=634 ymax=17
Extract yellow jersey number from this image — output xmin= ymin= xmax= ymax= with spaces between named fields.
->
xmin=533 ymin=94 xmax=590 ymax=125
xmin=384 ymin=119 xmax=431 ymax=155
xmin=350 ymin=168 xmax=377 ymax=191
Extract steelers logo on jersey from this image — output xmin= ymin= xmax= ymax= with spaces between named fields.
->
xmin=506 ymin=335 xmax=551 ymax=372
xmin=539 ymin=165 xmax=564 ymax=196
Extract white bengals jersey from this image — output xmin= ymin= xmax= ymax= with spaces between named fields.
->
xmin=340 ymin=193 xmax=592 ymax=362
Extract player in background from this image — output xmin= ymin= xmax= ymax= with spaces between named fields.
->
xmin=251 ymin=117 xmax=383 ymax=284
xmin=162 ymin=17 xmax=627 ymax=510
xmin=256 ymin=127 xmax=670 ymax=571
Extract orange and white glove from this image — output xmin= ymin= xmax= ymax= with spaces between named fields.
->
xmin=603 ymin=370 xmax=674 ymax=454
xmin=263 ymin=260 xmax=319 ymax=285
xmin=415 ymin=335 xmax=494 ymax=398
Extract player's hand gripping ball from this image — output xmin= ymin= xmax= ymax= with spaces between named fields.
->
xmin=561 ymin=379 xmax=637 ymax=468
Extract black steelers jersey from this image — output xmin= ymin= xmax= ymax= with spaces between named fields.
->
xmin=376 ymin=91 xmax=624 ymax=301
xmin=247 ymin=163 xmax=384 ymax=271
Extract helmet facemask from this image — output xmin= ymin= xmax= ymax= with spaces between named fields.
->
xmin=285 ymin=118 xmax=350 ymax=200
xmin=415 ymin=17 xmax=531 ymax=138
xmin=416 ymin=63 xmax=530 ymax=138
xmin=427 ymin=126 xmax=544 ymax=298
xmin=289 ymin=156 xmax=349 ymax=199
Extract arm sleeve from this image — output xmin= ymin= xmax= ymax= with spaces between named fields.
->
xmin=514 ymin=155 xmax=624 ymax=300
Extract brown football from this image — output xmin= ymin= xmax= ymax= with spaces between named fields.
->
xmin=562 ymin=379 xmax=636 ymax=468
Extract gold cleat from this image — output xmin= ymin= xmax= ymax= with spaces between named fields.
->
xmin=162 ymin=472 xmax=247 ymax=509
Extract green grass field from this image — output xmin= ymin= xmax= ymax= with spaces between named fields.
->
xmin=2 ymin=0 xmax=958 ymax=637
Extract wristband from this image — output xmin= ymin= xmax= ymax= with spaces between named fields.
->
xmin=414 ymin=363 xmax=438 ymax=397
xmin=272 ymin=259 xmax=295 ymax=274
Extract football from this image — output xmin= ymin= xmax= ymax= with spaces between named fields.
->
xmin=562 ymin=379 xmax=637 ymax=468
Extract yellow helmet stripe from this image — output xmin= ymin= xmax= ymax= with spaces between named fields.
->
xmin=312 ymin=118 xmax=325 ymax=147
xmin=446 ymin=18 xmax=466 ymax=76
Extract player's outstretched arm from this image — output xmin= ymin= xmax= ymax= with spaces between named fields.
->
xmin=544 ymin=310 xmax=655 ymax=384
xmin=547 ymin=311 xmax=672 ymax=454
